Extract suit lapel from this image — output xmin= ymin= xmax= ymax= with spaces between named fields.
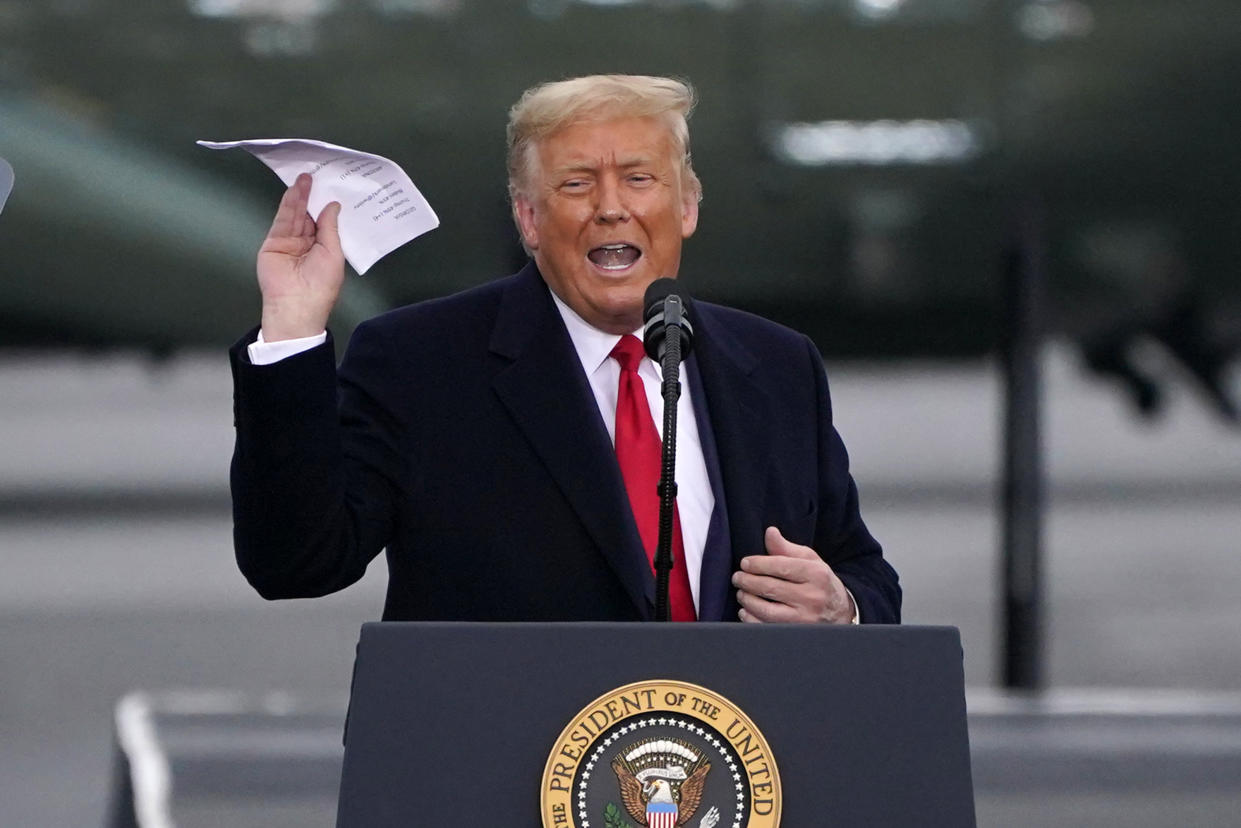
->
xmin=692 ymin=306 xmax=774 ymax=574
xmin=488 ymin=265 xmax=653 ymax=619
xmin=685 ymin=357 xmax=732 ymax=622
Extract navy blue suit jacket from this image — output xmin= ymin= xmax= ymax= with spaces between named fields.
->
xmin=230 ymin=263 xmax=900 ymax=623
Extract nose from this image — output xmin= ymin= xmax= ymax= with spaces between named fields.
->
xmin=594 ymin=177 xmax=630 ymax=224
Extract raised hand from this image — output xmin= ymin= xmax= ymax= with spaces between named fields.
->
xmin=257 ymin=173 xmax=345 ymax=341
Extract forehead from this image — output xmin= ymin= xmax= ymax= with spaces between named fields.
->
xmin=535 ymin=116 xmax=677 ymax=171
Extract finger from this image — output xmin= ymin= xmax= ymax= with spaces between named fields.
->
xmin=737 ymin=589 xmax=799 ymax=623
xmin=732 ymin=570 xmax=796 ymax=601
xmin=764 ymin=526 xmax=819 ymax=560
xmin=315 ymin=201 xmax=343 ymax=256
xmin=267 ymin=173 xmax=312 ymax=240
xmin=738 ymin=553 xmax=816 ymax=583
xmin=735 ymin=572 xmax=822 ymax=616
xmin=290 ymin=175 xmax=316 ymax=239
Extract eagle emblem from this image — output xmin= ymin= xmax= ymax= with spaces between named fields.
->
xmin=540 ymin=680 xmax=781 ymax=828
xmin=611 ymin=738 xmax=713 ymax=827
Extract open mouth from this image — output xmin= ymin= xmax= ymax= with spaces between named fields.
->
xmin=587 ymin=243 xmax=642 ymax=271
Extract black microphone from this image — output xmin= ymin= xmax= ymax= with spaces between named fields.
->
xmin=642 ymin=278 xmax=694 ymax=363
xmin=641 ymin=278 xmax=692 ymax=622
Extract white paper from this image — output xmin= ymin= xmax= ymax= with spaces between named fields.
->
xmin=197 ymin=137 xmax=438 ymax=275
xmin=0 ymin=157 xmax=13 ymax=214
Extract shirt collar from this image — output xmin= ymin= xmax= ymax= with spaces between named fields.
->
xmin=549 ymin=290 xmax=642 ymax=375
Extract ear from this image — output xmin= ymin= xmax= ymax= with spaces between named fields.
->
xmin=680 ymin=188 xmax=699 ymax=240
xmin=514 ymin=195 xmax=540 ymax=250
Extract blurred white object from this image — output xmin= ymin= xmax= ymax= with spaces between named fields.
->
xmin=197 ymin=137 xmax=439 ymax=274
xmin=0 ymin=156 xmax=13 ymax=213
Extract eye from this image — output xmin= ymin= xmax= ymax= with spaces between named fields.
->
xmin=627 ymin=173 xmax=654 ymax=186
xmin=560 ymin=178 xmax=591 ymax=192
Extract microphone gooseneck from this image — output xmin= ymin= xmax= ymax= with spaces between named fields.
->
xmin=641 ymin=279 xmax=692 ymax=622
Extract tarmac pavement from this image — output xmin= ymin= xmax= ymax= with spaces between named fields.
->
xmin=2 ymin=344 xmax=1238 ymax=826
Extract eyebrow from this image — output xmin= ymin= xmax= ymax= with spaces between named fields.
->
xmin=553 ymin=156 xmax=656 ymax=175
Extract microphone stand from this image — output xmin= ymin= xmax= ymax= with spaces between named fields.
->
xmin=653 ymin=296 xmax=686 ymax=623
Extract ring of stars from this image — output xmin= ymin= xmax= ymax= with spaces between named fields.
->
xmin=575 ymin=714 xmax=747 ymax=828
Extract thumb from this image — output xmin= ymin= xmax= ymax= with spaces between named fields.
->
xmin=316 ymin=201 xmax=343 ymax=255
xmin=764 ymin=526 xmax=817 ymax=559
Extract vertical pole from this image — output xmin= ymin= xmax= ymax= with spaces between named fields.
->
xmin=1000 ymin=200 xmax=1046 ymax=690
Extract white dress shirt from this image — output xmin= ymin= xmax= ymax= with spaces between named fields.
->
xmin=548 ymin=293 xmax=714 ymax=613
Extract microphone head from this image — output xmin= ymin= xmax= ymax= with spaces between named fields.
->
xmin=642 ymin=278 xmax=694 ymax=362
xmin=643 ymin=278 xmax=680 ymax=322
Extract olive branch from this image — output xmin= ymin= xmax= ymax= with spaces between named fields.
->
xmin=603 ymin=801 xmax=634 ymax=828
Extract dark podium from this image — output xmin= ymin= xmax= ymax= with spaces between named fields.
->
xmin=337 ymin=623 xmax=975 ymax=827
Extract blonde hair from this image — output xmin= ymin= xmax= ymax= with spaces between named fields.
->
xmin=506 ymin=74 xmax=702 ymax=204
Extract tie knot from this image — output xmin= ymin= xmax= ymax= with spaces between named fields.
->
xmin=610 ymin=334 xmax=646 ymax=372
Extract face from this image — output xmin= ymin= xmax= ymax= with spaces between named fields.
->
xmin=513 ymin=116 xmax=699 ymax=334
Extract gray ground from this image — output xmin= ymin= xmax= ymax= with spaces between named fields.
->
xmin=2 ymin=343 xmax=1238 ymax=826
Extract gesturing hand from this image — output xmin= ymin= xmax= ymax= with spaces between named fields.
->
xmin=732 ymin=526 xmax=858 ymax=624
xmin=257 ymin=173 xmax=345 ymax=341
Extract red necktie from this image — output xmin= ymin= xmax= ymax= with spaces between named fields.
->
xmin=610 ymin=335 xmax=696 ymax=621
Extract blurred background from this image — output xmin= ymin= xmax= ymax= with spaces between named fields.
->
xmin=1 ymin=0 xmax=1239 ymax=825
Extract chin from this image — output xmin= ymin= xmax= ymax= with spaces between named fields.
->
xmin=592 ymin=294 xmax=645 ymax=332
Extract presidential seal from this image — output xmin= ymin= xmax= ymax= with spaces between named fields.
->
xmin=541 ymin=680 xmax=781 ymax=828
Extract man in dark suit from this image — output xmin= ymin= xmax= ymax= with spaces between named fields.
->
xmin=231 ymin=74 xmax=900 ymax=624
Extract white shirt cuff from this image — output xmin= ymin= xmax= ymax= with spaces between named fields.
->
xmin=846 ymin=587 xmax=860 ymax=624
xmin=247 ymin=330 xmax=327 ymax=365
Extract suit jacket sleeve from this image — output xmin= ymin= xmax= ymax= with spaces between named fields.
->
xmin=805 ymin=335 xmax=902 ymax=623
xmin=229 ymin=321 xmax=402 ymax=599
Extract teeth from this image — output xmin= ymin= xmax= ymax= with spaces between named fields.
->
xmin=588 ymin=243 xmax=641 ymax=271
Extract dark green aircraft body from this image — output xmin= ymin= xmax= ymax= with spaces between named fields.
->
xmin=1 ymin=0 xmax=1238 ymax=368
